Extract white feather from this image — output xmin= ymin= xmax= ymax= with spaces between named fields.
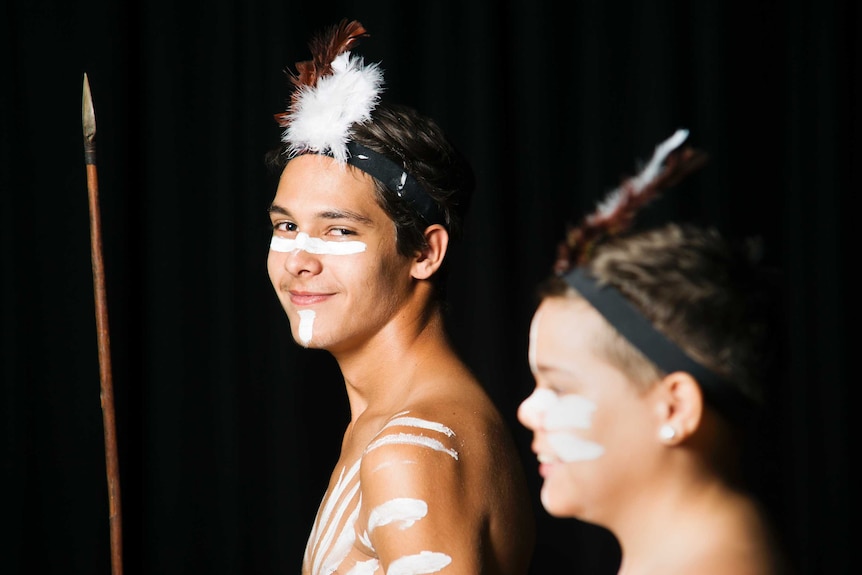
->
xmin=630 ymin=128 xmax=689 ymax=191
xmin=282 ymin=52 xmax=384 ymax=163
xmin=593 ymin=128 xmax=689 ymax=219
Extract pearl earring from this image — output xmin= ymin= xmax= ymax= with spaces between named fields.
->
xmin=659 ymin=424 xmax=677 ymax=442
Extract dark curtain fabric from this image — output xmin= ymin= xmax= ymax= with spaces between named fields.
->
xmin=2 ymin=1 xmax=854 ymax=574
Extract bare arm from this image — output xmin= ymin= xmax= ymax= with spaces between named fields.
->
xmin=357 ymin=414 xmax=486 ymax=575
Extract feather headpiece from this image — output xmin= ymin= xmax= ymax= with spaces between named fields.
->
xmin=553 ymin=129 xmax=708 ymax=274
xmin=275 ymin=19 xmax=383 ymax=163
xmin=555 ymin=132 xmax=759 ymax=420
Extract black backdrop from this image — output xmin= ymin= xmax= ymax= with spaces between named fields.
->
xmin=2 ymin=1 xmax=854 ymax=574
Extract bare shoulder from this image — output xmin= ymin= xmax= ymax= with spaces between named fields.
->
xmin=403 ymin=371 xmax=528 ymax=479
xmin=704 ymin=497 xmax=789 ymax=575
xmin=661 ymin=494 xmax=788 ymax=575
xmin=353 ymin=379 xmax=534 ymax=574
xmin=358 ymin=394 xmax=518 ymax=498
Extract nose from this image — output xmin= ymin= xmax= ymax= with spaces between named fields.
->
xmin=518 ymin=390 xmax=543 ymax=431
xmin=270 ymin=233 xmax=324 ymax=277
xmin=283 ymin=243 xmax=323 ymax=276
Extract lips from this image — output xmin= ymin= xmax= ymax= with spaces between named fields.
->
xmin=289 ymin=291 xmax=333 ymax=306
xmin=531 ymin=443 xmax=559 ymax=477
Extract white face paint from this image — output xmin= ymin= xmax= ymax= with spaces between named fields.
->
xmin=270 ymin=232 xmax=366 ymax=255
xmin=270 ymin=233 xmax=363 ymax=348
xmin=520 ymin=388 xmax=605 ymax=462
xmin=387 ymin=551 xmax=452 ymax=575
xmin=297 ymin=309 xmax=315 ymax=346
xmin=528 ymin=305 xmax=543 ymax=374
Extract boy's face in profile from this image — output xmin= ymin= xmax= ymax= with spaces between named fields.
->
xmin=518 ymin=296 xmax=658 ymax=519
xmin=267 ymin=154 xmax=413 ymax=352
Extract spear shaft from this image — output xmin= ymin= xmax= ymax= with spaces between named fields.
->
xmin=83 ymin=72 xmax=123 ymax=575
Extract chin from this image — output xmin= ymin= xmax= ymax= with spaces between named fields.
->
xmin=540 ymin=483 xmax=579 ymax=518
xmin=293 ymin=334 xmax=317 ymax=349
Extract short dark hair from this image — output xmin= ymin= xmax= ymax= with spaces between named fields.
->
xmin=542 ymin=223 xmax=779 ymax=409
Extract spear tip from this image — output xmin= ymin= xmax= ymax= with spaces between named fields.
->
xmin=82 ymin=72 xmax=96 ymax=142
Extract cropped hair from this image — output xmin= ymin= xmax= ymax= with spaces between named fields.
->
xmin=542 ymin=223 xmax=778 ymax=406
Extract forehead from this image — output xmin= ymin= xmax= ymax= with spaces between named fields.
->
xmin=530 ymin=297 xmax=606 ymax=365
xmin=273 ymin=154 xmax=383 ymax=219
xmin=530 ymin=296 xmax=639 ymax=399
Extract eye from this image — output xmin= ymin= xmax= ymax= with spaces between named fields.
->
xmin=328 ymin=227 xmax=356 ymax=237
xmin=272 ymin=221 xmax=297 ymax=233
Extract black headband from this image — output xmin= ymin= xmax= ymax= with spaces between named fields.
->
xmin=345 ymin=141 xmax=446 ymax=227
xmin=563 ymin=268 xmax=755 ymax=420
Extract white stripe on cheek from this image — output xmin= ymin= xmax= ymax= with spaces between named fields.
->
xmin=548 ymin=433 xmax=605 ymax=461
xmin=522 ymin=389 xmax=606 ymax=462
xmin=387 ymin=551 xmax=452 ymax=575
xmin=545 ymin=394 xmax=604 ymax=461
xmin=298 ymin=309 xmax=315 ymax=346
xmin=545 ymin=394 xmax=597 ymax=430
xmin=270 ymin=232 xmax=367 ymax=255
xmin=368 ymin=498 xmax=428 ymax=534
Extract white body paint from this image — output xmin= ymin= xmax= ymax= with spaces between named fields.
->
xmin=386 ymin=415 xmax=455 ymax=436
xmin=298 ymin=309 xmax=315 ymax=346
xmin=270 ymin=232 xmax=367 ymax=255
xmin=365 ymin=433 xmax=459 ymax=460
xmin=388 ymin=551 xmax=452 ymax=575
xmin=344 ymin=558 xmax=379 ymax=575
xmin=368 ymin=498 xmax=428 ymax=533
xmin=369 ymin=459 xmax=417 ymax=474
xmin=302 ymin=413 xmax=456 ymax=575
xmin=520 ymin=388 xmax=605 ymax=462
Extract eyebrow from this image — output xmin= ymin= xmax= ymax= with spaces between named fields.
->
xmin=535 ymin=361 xmax=580 ymax=380
xmin=267 ymin=204 xmax=374 ymax=226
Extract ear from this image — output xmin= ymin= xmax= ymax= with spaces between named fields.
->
xmin=411 ymin=224 xmax=449 ymax=280
xmin=653 ymin=371 xmax=705 ymax=445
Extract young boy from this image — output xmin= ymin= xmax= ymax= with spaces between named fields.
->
xmin=266 ymin=20 xmax=534 ymax=575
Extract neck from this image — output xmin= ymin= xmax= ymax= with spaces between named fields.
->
xmin=334 ymin=303 xmax=451 ymax=419
xmin=613 ymin=470 xmax=736 ymax=572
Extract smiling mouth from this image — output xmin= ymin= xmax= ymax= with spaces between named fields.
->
xmin=537 ymin=453 xmax=555 ymax=463
xmin=289 ymin=291 xmax=332 ymax=306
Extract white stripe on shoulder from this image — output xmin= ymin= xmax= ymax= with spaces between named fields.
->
xmin=365 ymin=433 xmax=459 ymax=460
xmin=368 ymin=497 xmax=428 ymax=534
xmin=387 ymin=551 xmax=452 ymax=575
xmin=382 ymin=416 xmax=455 ymax=437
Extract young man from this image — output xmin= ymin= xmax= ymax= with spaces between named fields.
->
xmin=265 ymin=20 xmax=535 ymax=575
xmin=517 ymin=130 xmax=787 ymax=574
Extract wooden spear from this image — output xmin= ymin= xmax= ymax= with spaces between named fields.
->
xmin=82 ymin=72 xmax=124 ymax=575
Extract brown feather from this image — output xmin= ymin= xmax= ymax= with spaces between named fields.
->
xmin=554 ymin=145 xmax=709 ymax=273
xmin=275 ymin=19 xmax=370 ymax=128
xmin=290 ymin=19 xmax=368 ymax=95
